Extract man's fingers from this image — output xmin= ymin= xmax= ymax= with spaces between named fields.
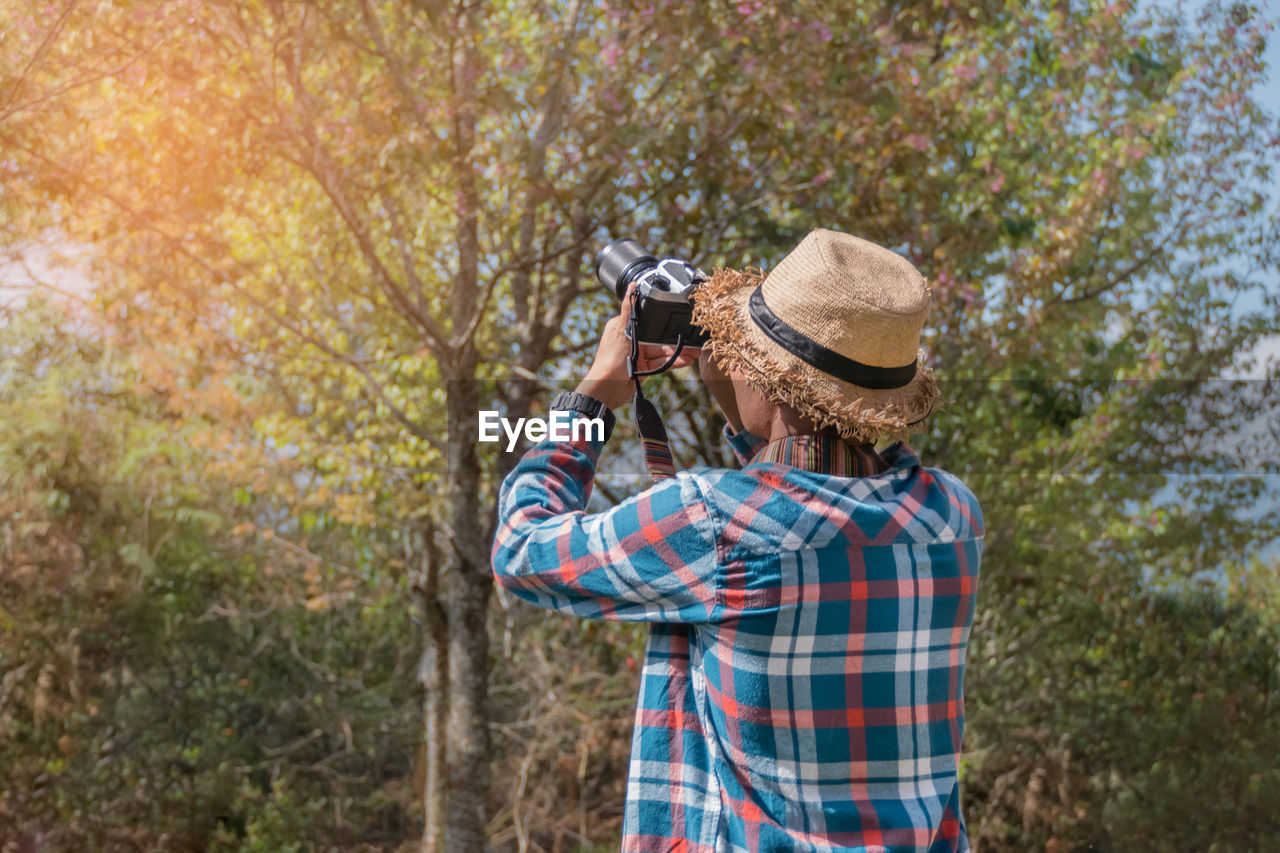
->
xmin=616 ymin=282 xmax=636 ymax=326
xmin=642 ymin=342 xmax=701 ymax=359
xmin=655 ymin=347 xmax=699 ymax=366
xmin=636 ymin=347 xmax=701 ymax=372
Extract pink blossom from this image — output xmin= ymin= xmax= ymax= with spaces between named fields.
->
xmin=601 ymin=38 xmax=622 ymax=68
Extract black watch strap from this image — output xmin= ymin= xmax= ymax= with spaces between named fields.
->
xmin=549 ymin=391 xmax=616 ymax=442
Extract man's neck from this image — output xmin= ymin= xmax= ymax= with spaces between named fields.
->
xmin=763 ymin=413 xmax=832 ymax=443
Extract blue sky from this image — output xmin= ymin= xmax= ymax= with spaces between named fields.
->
xmin=1147 ymin=0 xmax=1280 ymax=377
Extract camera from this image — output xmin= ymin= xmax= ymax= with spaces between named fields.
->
xmin=595 ymin=239 xmax=710 ymax=347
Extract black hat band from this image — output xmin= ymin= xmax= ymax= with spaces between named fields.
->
xmin=748 ymin=287 xmax=918 ymax=390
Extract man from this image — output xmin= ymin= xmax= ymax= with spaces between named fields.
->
xmin=491 ymin=229 xmax=984 ymax=852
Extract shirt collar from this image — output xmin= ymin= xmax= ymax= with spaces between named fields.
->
xmin=750 ymin=434 xmax=902 ymax=477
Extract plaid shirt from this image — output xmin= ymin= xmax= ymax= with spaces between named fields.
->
xmin=492 ymin=411 xmax=984 ymax=852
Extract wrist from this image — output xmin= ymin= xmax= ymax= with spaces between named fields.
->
xmin=575 ymin=375 xmax=632 ymax=410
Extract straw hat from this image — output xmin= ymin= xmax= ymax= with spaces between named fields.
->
xmin=690 ymin=228 xmax=938 ymax=444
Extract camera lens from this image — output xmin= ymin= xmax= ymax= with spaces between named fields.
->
xmin=596 ymin=239 xmax=657 ymax=300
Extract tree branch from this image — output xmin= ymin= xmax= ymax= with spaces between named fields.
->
xmin=271 ymin=3 xmax=450 ymax=354
xmin=0 ymin=130 xmax=443 ymax=451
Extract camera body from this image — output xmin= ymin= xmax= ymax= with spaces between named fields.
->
xmin=595 ymin=239 xmax=710 ymax=347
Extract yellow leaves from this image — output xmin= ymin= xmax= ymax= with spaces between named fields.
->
xmin=377 ymin=129 xmax=432 ymax=170
xmin=334 ymin=491 xmax=376 ymax=527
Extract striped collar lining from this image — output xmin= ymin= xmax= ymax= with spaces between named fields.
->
xmin=751 ymin=434 xmax=890 ymax=477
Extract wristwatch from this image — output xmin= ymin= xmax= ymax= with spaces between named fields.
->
xmin=549 ymin=391 xmax=616 ymax=442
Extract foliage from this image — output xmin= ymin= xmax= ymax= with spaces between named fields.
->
xmin=0 ymin=299 xmax=418 ymax=849
xmin=964 ymin=580 xmax=1280 ymax=851
xmin=0 ymin=0 xmax=1277 ymax=850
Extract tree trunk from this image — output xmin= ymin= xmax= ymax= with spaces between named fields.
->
xmin=441 ymin=371 xmax=491 ymax=851
xmin=410 ymin=520 xmax=448 ymax=853
xmin=437 ymin=0 xmax=490 ymax=847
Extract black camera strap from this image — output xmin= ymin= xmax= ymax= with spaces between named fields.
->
xmin=626 ymin=291 xmax=683 ymax=481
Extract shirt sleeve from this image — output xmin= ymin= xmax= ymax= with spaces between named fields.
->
xmin=491 ymin=410 xmax=723 ymax=623
xmin=723 ymin=425 xmax=766 ymax=466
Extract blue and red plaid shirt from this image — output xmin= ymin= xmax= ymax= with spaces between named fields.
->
xmin=492 ymin=410 xmax=984 ymax=852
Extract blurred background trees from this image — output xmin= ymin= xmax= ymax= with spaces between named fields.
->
xmin=1 ymin=0 xmax=1277 ymax=850
xmin=0 ymin=298 xmax=419 ymax=848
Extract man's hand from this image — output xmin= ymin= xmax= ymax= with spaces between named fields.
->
xmin=575 ymin=285 xmax=699 ymax=410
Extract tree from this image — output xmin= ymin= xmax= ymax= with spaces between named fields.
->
xmin=1 ymin=0 xmax=1276 ymax=848
xmin=0 ymin=297 xmax=422 ymax=848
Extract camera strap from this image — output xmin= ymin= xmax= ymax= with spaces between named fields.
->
xmin=631 ymin=381 xmax=677 ymax=480
xmin=626 ymin=294 xmax=682 ymax=481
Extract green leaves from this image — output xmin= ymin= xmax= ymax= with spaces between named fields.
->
xmin=0 ymin=299 xmax=419 ymax=848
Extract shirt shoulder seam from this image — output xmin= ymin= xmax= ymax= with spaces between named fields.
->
xmin=681 ymin=470 xmax=727 ymax=619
